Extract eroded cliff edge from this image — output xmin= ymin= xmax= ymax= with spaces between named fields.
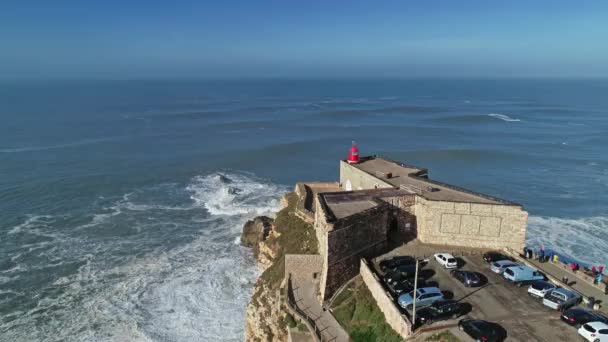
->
xmin=242 ymin=192 xmax=318 ymax=342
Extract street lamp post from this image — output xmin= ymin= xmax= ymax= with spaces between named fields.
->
xmin=411 ymin=258 xmax=419 ymax=328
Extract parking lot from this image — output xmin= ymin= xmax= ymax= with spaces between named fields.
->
xmin=374 ymin=242 xmax=587 ymax=341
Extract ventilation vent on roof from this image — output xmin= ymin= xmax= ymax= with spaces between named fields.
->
xmin=375 ymin=171 xmax=393 ymax=179
xmin=426 ymin=186 xmax=440 ymax=192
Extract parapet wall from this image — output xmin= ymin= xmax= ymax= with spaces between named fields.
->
xmin=340 ymin=161 xmax=393 ymax=191
xmin=285 ymin=254 xmax=324 ymax=282
xmin=360 ymin=259 xmax=412 ymax=339
xmin=415 ymin=197 xmax=528 ymax=250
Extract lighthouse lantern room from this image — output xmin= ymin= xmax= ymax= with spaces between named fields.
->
xmin=347 ymin=141 xmax=360 ymax=164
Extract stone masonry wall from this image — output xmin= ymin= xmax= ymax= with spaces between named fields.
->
xmin=322 ymin=204 xmax=390 ymax=300
xmin=339 ymin=161 xmax=393 ymax=191
xmin=313 ymin=195 xmax=331 ymax=300
xmin=360 ymin=259 xmax=412 ymax=339
xmin=414 ymin=196 xmax=528 ymax=250
xmin=285 ymin=254 xmax=324 ymax=281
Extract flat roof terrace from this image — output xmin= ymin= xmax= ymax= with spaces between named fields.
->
xmin=321 ymin=188 xmax=411 ymax=220
xmin=351 ymin=157 xmax=515 ymax=206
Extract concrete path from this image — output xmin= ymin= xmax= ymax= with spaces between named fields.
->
xmin=290 ymin=277 xmax=350 ymax=342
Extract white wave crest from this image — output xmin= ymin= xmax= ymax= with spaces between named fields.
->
xmin=1 ymin=172 xmax=285 ymax=342
xmin=487 ymin=113 xmax=521 ymax=122
xmin=187 ymin=173 xmax=285 ymax=216
xmin=527 ymin=215 xmax=608 ymax=267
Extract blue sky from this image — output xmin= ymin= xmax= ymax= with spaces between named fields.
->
xmin=1 ymin=0 xmax=607 ymax=79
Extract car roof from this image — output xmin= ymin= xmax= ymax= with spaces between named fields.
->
xmin=552 ymin=288 xmax=578 ymax=296
xmin=434 ymin=299 xmax=457 ymax=306
xmin=495 ymin=260 xmax=518 ymax=265
xmin=418 ymin=287 xmax=441 ymax=294
xmin=586 ymin=321 xmax=608 ymax=329
xmin=436 ymin=253 xmax=454 ymax=258
xmin=506 ymin=265 xmax=535 ymax=272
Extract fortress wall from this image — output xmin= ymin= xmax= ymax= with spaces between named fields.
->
xmin=339 ymin=161 xmax=393 ymax=191
xmin=414 ymin=196 xmax=528 ymax=250
xmin=285 ymin=254 xmax=324 ymax=282
xmin=313 ymin=196 xmax=331 ymax=299
xmin=360 ymin=259 xmax=412 ymax=339
xmin=322 ymin=205 xmax=390 ymax=300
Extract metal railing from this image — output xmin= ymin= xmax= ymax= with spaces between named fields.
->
xmin=285 ymin=275 xmax=325 ymax=342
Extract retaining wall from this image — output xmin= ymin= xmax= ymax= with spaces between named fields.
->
xmin=360 ymin=259 xmax=412 ymax=339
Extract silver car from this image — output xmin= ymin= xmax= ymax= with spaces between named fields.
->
xmin=490 ymin=260 xmax=519 ymax=274
xmin=543 ymin=288 xmax=581 ymax=311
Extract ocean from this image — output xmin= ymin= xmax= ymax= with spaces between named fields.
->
xmin=1 ymin=79 xmax=607 ymax=341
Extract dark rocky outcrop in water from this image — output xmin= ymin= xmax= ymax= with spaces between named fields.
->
xmin=240 ymin=216 xmax=274 ymax=250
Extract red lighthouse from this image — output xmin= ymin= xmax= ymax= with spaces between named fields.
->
xmin=347 ymin=141 xmax=360 ymax=164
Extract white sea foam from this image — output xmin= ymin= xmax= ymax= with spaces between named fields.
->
xmin=187 ymin=173 xmax=283 ymax=216
xmin=1 ymin=172 xmax=286 ymax=342
xmin=527 ymin=215 xmax=608 ymax=267
xmin=487 ymin=113 xmax=521 ymax=122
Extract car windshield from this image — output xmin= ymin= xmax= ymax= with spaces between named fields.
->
xmin=447 ymin=258 xmax=456 ymax=263
xmin=505 ymin=269 xmax=514 ymax=276
xmin=548 ymin=292 xmax=566 ymax=302
xmin=583 ymin=324 xmax=596 ymax=333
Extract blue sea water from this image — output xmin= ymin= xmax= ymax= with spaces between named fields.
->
xmin=1 ymin=79 xmax=607 ymax=341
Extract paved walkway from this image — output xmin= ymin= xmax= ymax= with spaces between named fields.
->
xmin=507 ymin=251 xmax=608 ymax=314
xmin=290 ymin=277 xmax=349 ymax=342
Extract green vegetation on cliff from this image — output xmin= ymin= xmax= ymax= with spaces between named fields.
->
xmin=425 ymin=330 xmax=461 ymax=342
xmin=252 ymin=192 xmax=318 ymax=301
xmin=331 ymin=277 xmax=402 ymax=342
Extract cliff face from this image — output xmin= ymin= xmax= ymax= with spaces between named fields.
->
xmin=243 ymin=192 xmax=319 ymax=342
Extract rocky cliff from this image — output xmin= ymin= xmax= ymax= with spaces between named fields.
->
xmin=243 ymin=192 xmax=319 ymax=342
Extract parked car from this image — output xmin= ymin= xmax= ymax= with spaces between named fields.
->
xmin=490 ymin=260 xmax=519 ymax=274
xmin=561 ymin=307 xmax=608 ymax=328
xmin=388 ymin=278 xmax=425 ymax=295
xmin=434 ymin=253 xmax=458 ymax=268
xmin=527 ymin=280 xmax=556 ymax=299
xmin=483 ymin=251 xmax=511 ymax=263
xmin=398 ymin=287 xmax=443 ymax=311
xmin=383 ymin=265 xmax=417 ymax=283
xmin=543 ymin=288 xmax=581 ymax=311
xmin=458 ymin=319 xmax=506 ymax=342
xmin=379 ymin=256 xmax=416 ymax=272
xmin=450 ymin=270 xmax=482 ymax=287
xmin=578 ymin=321 xmax=608 ymax=342
xmin=503 ymin=265 xmax=544 ymax=286
xmin=415 ymin=300 xmax=466 ymax=325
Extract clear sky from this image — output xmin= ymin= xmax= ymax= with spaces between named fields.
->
xmin=1 ymin=0 xmax=607 ymax=79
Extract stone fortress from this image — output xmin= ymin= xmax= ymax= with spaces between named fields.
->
xmin=288 ymin=143 xmax=529 ymax=303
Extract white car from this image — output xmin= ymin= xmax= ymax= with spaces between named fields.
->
xmin=434 ymin=253 xmax=458 ymax=269
xmin=578 ymin=321 xmax=608 ymax=341
xmin=527 ymin=280 xmax=556 ymax=298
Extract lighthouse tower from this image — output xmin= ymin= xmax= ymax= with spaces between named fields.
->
xmin=346 ymin=141 xmax=360 ymax=164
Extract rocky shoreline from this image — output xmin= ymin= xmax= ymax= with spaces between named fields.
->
xmin=241 ymin=192 xmax=318 ymax=342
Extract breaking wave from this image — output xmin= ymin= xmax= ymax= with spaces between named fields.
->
xmin=527 ymin=215 xmax=608 ymax=267
xmin=1 ymin=172 xmax=286 ymax=342
xmin=487 ymin=113 xmax=521 ymax=122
